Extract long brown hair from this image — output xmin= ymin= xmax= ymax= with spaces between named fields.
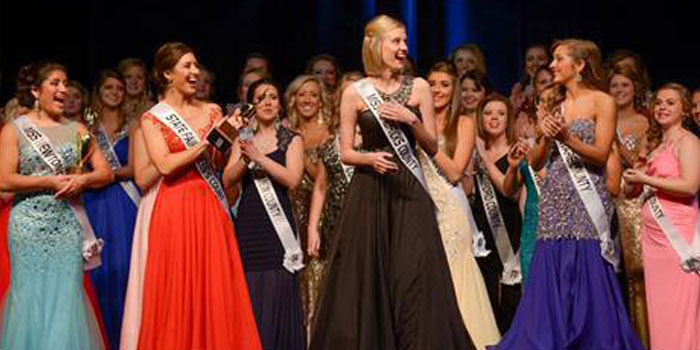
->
xmin=91 ymin=69 xmax=127 ymax=133
xmin=428 ymin=61 xmax=462 ymax=157
xmin=605 ymin=64 xmax=647 ymax=113
xmin=646 ymin=82 xmax=693 ymax=152
xmin=552 ymin=39 xmax=605 ymax=91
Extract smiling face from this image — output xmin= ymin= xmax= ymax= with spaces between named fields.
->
xmin=165 ymin=53 xmax=200 ymax=97
xmin=461 ymin=78 xmax=486 ymax=111
xmin=312 ymin=59 xmax=337 ymax=90
xmin=533 ymin=69 xmax=554 ymax=94
xmin=550 ymin=45 xmax=582 ymax=85
xmin=99 ymin=77 xmax=126 ymax=109
xmin=454 ymin=49 xmax=478 ymax=77
xmin=525 ymin=46 xmax=548 ymax=77
xmin=428 ymin=71 xmax=455 ymax=111
xmin=64 ymin=86 xmax=83 ymax=117
xmin=123 ymin=65 xmax=146 ymax=97
xmin=380 ymin=27 xmax=408 ymax=72
xmin=653 ymin=88 xmax=685 ymax=128
xmin=609 ymin=74 xmax=635 ymax=108
xmin=294 ymin=80 xmax=321 ymax=120
xmin=252 ymin=83 xmax=280 ymax=123
xmin=33 ymin=69 xmax=68 ymax=117
xmin=481 ymin=100 xmax=508 ymax=139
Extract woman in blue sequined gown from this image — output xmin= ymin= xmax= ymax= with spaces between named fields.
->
xmin=0 ymin=63 xmax=113 ymax=350
xmin=489 ymin=39 xmax=643 ymax=350
xmin=83 ymin=70 xmax=139 ymax=350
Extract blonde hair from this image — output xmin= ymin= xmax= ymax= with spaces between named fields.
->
xmin=552 ymin=39 xmax=604 ymax=91
xmin=362 ymin=15 xmax=405 ymax=76
xmin=285 ymin=75 xmax=333 ymax=131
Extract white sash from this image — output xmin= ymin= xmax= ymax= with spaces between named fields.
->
xmin=14 ymin=116 xmax=103 ymax=270
xmin=95 ymin=124 xmax=141 ymax=206
xmin=149 ymin=102 xmax=230 ymax=219
xmin=335 ymin=134 xmax=354 ymax=183
xmin=253 ymin=176 xmax=304 ymax=272
xmin=647 ymin=189 xmax=700 ymax=274
xmin=476 ymin=165 xmax=521 ymax=285
xmin=354 ymin=80 xmax=428 ymax=192
xmin=555 ymin=140 xmax=619 ymax=269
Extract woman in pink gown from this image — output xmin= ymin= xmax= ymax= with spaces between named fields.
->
xmin=624 ymin=83 xmax=700 ymax=350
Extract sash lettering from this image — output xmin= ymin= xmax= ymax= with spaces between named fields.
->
xmin=95 ymin=124 xmax=141 ymax=206
xmin=14 ymin=116 xmax=103 ymax=270
xmin=648 ymin=190 xmax=700 ymax=274
xmin=354 ymin=80 xmax=428 ymax=192
xmin=556 ymin=140 xmax=619 ymax=269
xmin=476 ymin=164 xmax=521 ymax=285
xmin=254 ymin=176 xmax=304 ymax=273
xmin=149 ymin=102 xmax=231 ymax=219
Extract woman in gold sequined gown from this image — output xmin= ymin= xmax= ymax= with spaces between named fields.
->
xmin=607 ymin=65 xmax=650 ymax=347
xmin=419 ymin=62 xmax=500 ymax=350
xmin=285 ymin=75 xmax=333 ymax=339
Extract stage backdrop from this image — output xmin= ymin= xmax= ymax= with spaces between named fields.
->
xmin=1 ymin=0 xmax=696 ymax=103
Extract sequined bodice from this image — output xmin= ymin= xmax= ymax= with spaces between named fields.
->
xmin=9 ymin=120 xmax=84 ymax=284
xmin=537 ymin=119 xmax=613 ymax=240
xmin=13 ymin=121 xmax=80 ymax=199
xmin=357 ymin=76 xmax=418 ymax=152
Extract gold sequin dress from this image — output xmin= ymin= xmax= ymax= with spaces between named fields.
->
xmin=615 ymin=131 xmax=650 ymax=347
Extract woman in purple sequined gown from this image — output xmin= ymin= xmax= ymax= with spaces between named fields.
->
xmin=489 ymin=39 xmax=643 ymax=350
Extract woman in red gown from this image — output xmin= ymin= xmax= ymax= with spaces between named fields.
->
xmin=136 ymin=42 xmax=261 ymax=350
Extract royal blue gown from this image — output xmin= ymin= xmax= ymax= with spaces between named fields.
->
xmin=84 ymin=130 xmax=139 ymax=350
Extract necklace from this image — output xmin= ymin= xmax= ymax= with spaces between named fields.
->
xmin=254 ymin=134 xmax=277 ymax=154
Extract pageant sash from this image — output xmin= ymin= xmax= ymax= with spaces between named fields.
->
xmin=149 ymin=102 xmax=230 ymax=219
xmin=95 ymin=124 xmax=141 ymax=206
xmin=253 ymin=176 xmax=304 ymax=272
xmin=354 ymin=80 xmax=428 ymax=192
xmin=476 ymin=164 xmax=521 ymax=285
xmin=555 ymin=140 xmax=619 ymax=269
xmin=14 ymin=116 xmax=103 ymax=270
xmin=335 ymin=134 xmax=354 ymax=183
xmin=647 ymin=189 xmax=700 ymax=274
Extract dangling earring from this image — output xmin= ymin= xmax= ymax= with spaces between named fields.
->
xmin=575 ymin=72 xmax=583 ymax=83
xmin=33 ymin=99 xmax=40 ymax=112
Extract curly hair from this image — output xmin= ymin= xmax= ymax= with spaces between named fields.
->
xmin=646 ymin=82 xmax=693 ymax=152
xmin=285 ymin=75 xmax=334 ymax=132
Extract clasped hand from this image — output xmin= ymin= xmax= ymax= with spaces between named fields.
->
xmin=378 ymin=102 xmax=419 ymax=126
xmin=53 ymin=174 xmax=87 ymax=199
xmin=536 ymin=104 xmax=569 ymax=141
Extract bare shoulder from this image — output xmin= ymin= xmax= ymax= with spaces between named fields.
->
xmin=592 ymin=90 xmax=615 ymax=107
xmin=681 ymin=130 xmax=700 ymax=150
xmin=411 ymin=76 xmax=430 ymax=92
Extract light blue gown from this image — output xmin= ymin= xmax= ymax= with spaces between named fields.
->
xmin=0 ymin=120 xmax=105 ymax=350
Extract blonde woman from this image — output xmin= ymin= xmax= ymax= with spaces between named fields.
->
xmin=310 ymin=15 xmax=474 ymax=350
xmin=284 ymin=74 xmax=332 ymax=338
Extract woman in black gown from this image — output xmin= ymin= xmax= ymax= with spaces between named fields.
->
xmin=309 ymin=14 xmax=474 ymax=350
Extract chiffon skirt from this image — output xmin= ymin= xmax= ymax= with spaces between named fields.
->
xmin=488 ymin=239 xmax=644 ymax=350
xmin=310 ymin=165 xmax=474 ymax=350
